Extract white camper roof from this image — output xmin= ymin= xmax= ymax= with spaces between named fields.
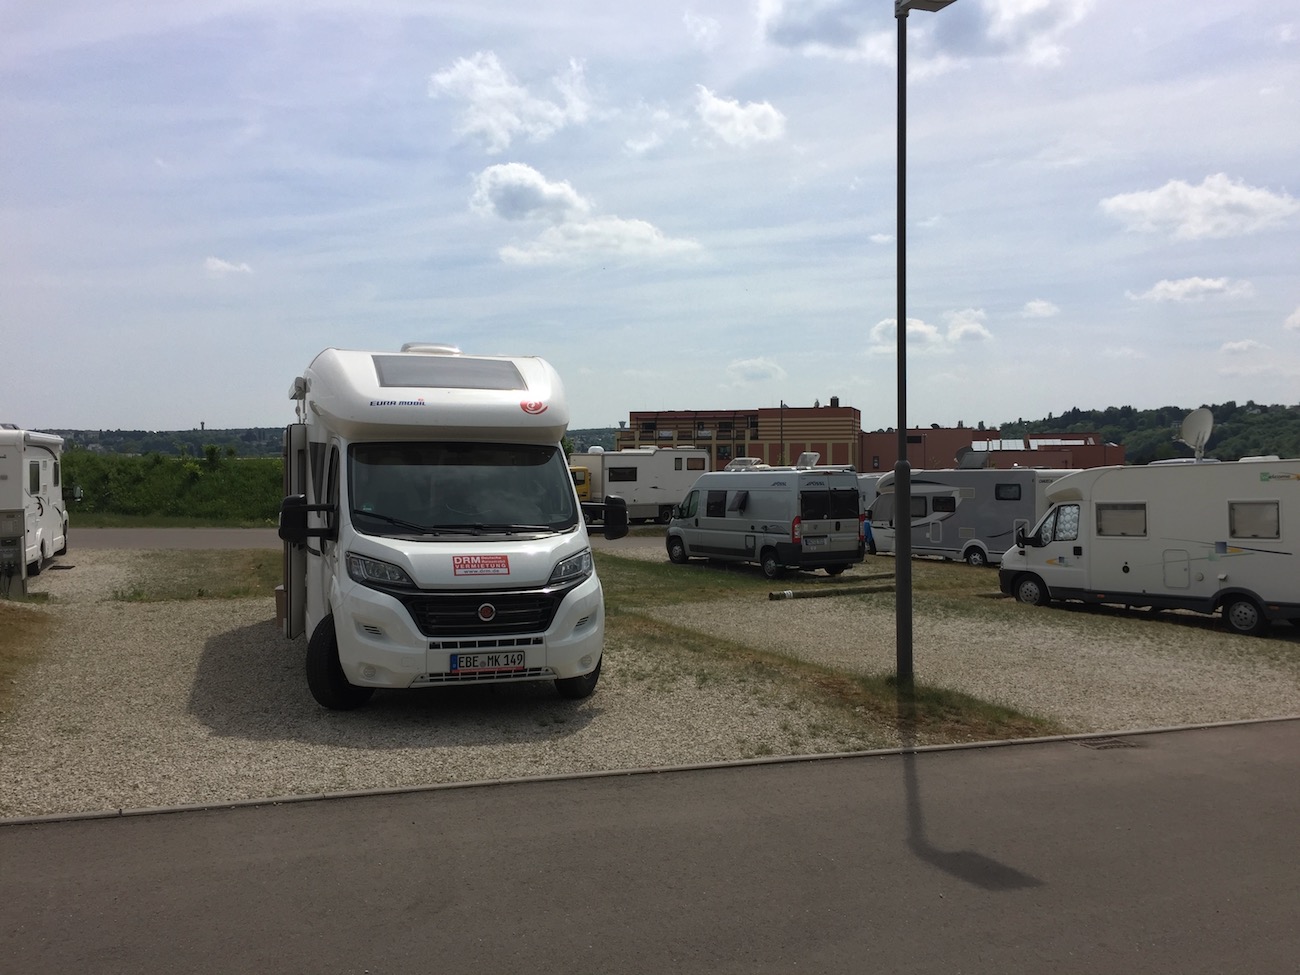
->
xmin=294 ymin=346 xmax=570 ymax=443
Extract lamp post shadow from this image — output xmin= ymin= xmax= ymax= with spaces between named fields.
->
xmin=896 ymin=687 xmax=1044 ymax=892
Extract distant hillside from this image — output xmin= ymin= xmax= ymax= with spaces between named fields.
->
xmin=997 ymin=401 xmax=1300 ymax=465
xmin=43 ymin=403 xmax=1298 ymax=465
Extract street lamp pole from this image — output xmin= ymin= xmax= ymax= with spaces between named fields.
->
xmin=894 ymin=0 xmax=955 ymax=688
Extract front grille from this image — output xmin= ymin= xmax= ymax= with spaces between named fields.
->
xmin=398 ymin=588 xmax=568 ymax=637
xmin=412 ymin=666 xmax=554 ymax=687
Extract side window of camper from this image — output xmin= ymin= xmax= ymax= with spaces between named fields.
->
xmin=1229 ymin=501 xmax=1279 ymax=539
xmin=994 ymin=483 xmax=1021 ymax=501
xmin=726 ymin=490 xmax=749 ymax=514
xmin=681 ymin=491 xmax=699 ymax=518
xmin=932 ymin=496 xmax=957 ymax=513
xmin=910 ymin=496 xmax=926 ymax=519
xmin=29 ymin=461 xmax=40 ymax=494
xmin=53 ymin=461 xmax=61 ymax=489
xmin=1041 ymin=503 xmax=1080 ymax=543
xmin=324 ymin=446 xmax=340 ymax=538
xmin=608 ymin=467 xmax=637 ymax=483
xmin=705 ymin=490 xmax=727 ymax=517
xmin=688 ymin=458 xmax=706 ymax=470
xmin=1096 ymin=503 xmax=1145 ymax=537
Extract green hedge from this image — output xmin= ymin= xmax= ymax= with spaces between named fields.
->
xmin=62 ymin=449 xmax=283 ymax=524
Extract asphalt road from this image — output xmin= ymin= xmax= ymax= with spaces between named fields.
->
xmin=2 ymin=720 xmax=1297 ymax=974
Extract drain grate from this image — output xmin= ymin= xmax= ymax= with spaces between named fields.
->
xmin=1078 ymin=736 xmax=1139 ymax=750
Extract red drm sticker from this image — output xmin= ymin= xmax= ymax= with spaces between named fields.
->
xmin=452 ymin=555 xmax=511 ymax=576
xmin=521 ymin=400 xmax=548 ymax=415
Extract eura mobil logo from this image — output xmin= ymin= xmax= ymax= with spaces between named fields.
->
xmin=369 ymin=397 xmax=427 ymax=407
xmin=520 ymin=400 xmax=548 ymax=415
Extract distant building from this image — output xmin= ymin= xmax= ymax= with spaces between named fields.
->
xmin=619 ymin=405 xmax=1124 ymax=473
xmin=616 ymin=399 xmax=862 ymax=469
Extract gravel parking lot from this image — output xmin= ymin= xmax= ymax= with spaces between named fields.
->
xmin=4 ymin=543 xmax=1298 ymax=820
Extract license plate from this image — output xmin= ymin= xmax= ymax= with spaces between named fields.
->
xmin=451 ymin=652 xmax=526 ymax=673
xmin=804 ymin=535 xmax=828 ymax=548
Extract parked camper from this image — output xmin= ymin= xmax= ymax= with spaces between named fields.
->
xmin=569 ymin=445 xmax=710 ymax=523
xmin=277 ymin=343 xmax=628 ymax=710
xmin=998 ymin=458 xmax=1300 ymax=635
xmin=870 ymin=468 xmax=1076 ymax=567
xmin=665 ymin=468 xmax=864 ymax=578
xmin=0 ymin=425 xmax=68 ymax=589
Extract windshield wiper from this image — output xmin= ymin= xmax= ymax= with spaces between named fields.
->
xmin=438 ymin=523 xmax=555 ymax=535
xmin=351 ymin=509 xmax=436 ymax=534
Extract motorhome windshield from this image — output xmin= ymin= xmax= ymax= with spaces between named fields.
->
xmin=348 ymin=442 xmax=578 ymax=536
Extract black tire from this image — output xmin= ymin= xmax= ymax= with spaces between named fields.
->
xmin=761 ymin=548 xmax=783 ymax=580
xmin=27 ymin=542 xmax=46 ymax=577
xmin=656 ymin=505 xmax=673 ymax=524
xmin=964 ymin=548 xmax=988 ymax=568
xmin=825 ymin=565 xmax=848 ymax=576
xmin=305 ymin=616 xmax=374 ymax=710
xmin=1014 ymin=574 xmax=1050 ymax=607
xmin=666 ymin=536 xmax=689 ymax=564
xmin=556 ymin=657 xmax=601 ymax=699
xmin=1222 ymin=596 xmax=1269 ymax=637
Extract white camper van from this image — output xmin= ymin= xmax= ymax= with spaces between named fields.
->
xmin=0 ymin=425 xmax=68 ymax=588
xmin=665 ymin=467 xmax=864 ymax=578
xmin=569 ymin=446 xmax=710 ymax=523
xmin=277 ymin=344 xmax=628 ymax=710
xmin=871 ymin=468 xmax=1076 ymax=567
xmin=998 ymin=458 xmax=1300 ymax=635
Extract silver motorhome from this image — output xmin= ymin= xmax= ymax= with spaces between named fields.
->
xmin=666 ymin=468 xmax=864 ymax=578
xmin=870 ymin=467 xmax=1075 ymax=567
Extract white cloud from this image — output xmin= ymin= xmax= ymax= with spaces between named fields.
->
xmin=499 ymin=216 xmax=702 ymax=266
xmin=869 ymin=317 xmax=945 ymax=353
xmin=1126 ymin=277 xmax=1253 ymax=302
xmin=1022 ymin=299 xmax=1059 ymax=318
xmin=624 ymin=106 xmax=689 ymax=156
xmin=430 ymin=52 xmax=590 ymax=153
xmin=944 ymin=308 xmax=992 ymax=342
xmin=870 ymin=233 xmax=894 ymax=245
xmin=725 ymin=357 xmax=788 ymax=384
xmin=1101 ymin=174 xmax=1300 ymax=241
xmin=470 ymin=163 xmax=590 ymax=223
xmin=1285 ymin=307 xmax=1300 ymax=331
xmin=204 ymin=257 xmax=251 ymax=276
xmin=758 ymin=0 xmax=1092 ymax=67
xmin=695 ymin=86 xmax=786 ymax=147
xmin=1220 ymin=339 xmax=1265 ymax=354
xmin=683 ymin=11 xmax=721 ymax=50
xmin=470 ymin=163 xmax=699 ymax=265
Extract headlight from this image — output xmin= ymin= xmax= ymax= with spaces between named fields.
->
xmin=346 ymin=552 xmax=416 ymax=589
xmin=548 ymin=548 xmax=593 ymax=587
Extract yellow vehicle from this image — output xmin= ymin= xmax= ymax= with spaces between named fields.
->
xmin=570 ymin=465 xmax=591 ymax=502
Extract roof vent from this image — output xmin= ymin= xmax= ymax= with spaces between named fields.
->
xmin=400 ymin=343 xmax=461 ymax=355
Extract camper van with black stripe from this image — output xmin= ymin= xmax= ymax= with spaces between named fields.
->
xmin=665 ymin=460 xmax=864 ymax=578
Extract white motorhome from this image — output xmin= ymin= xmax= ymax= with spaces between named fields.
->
xmin=665 ymin=467 xmax=864 ymax=578
xmin=998 ymin=458 xmax=1300 ymax=635
xmin=278 ymin=344 xmax=628 ymax=710
xmin=569 ymin=446 xmax=710 ymax=523
xmin=0 ymin=425 xmax=69 ymax=587
xmin=870 ymin=467 xmax=1076 ymax=567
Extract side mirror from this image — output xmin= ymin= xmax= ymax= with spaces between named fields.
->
xmin=1015 ymin=526 xmax=1031 ymax=548
xmin=602 ymin=495 xmax=629 ymax=541
xmin=278 ymin=494 xmax=337 ymax=543
xmin=72 ymin=485 xmax=84 ymax=503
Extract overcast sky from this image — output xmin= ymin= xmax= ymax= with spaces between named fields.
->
xmin=3 ymin=1 xmax=1298 ymax=434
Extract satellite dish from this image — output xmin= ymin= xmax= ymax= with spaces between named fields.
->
xmin=1177 ymin=408 xmax=1214 ymax=461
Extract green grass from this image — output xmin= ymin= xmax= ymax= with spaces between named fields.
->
xmin=0 ymin=601 xmax=55 ymax=716
xmin=71 ymin=512 xmax=277 ymax=529
xmin=596 ymin=552 xmax=1067 ymax=745
xmin=109 ymin=549 xmax=282 ymax=602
